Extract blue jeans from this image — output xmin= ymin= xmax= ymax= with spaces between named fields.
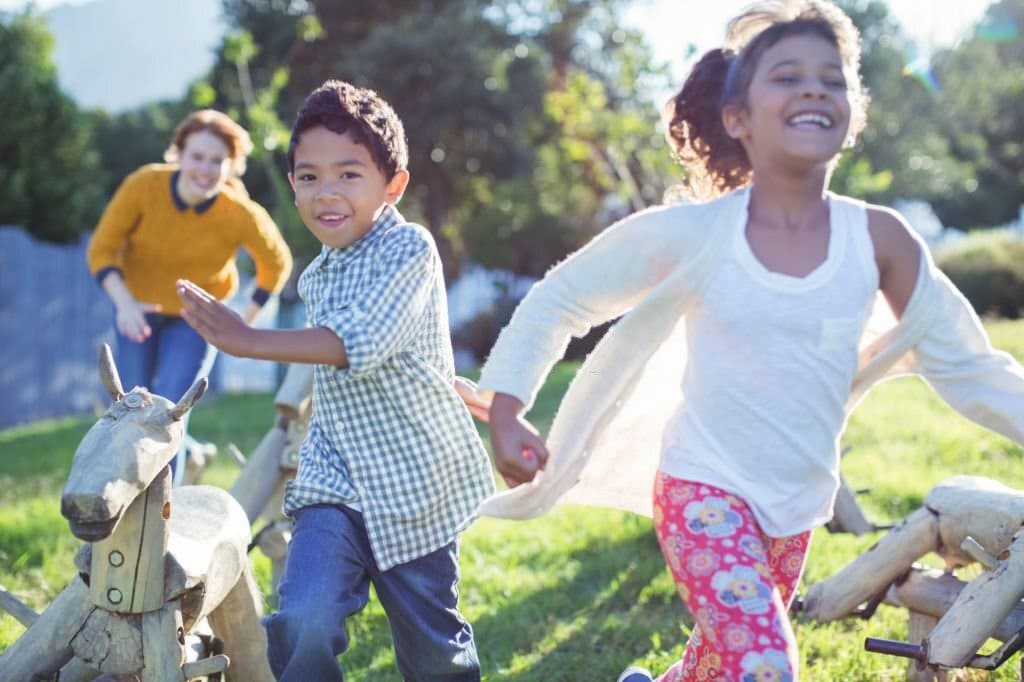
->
xmin=265 ymin=504 xmax=480 ymax=681
xmin=114 ymin=313 xmax=215 ymax=481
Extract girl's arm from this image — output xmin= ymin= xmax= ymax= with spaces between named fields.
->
xmin=867 ymin=205 xmax=921 ymax=319
xmin=871 ymin=205 xmax=1024 ymax=445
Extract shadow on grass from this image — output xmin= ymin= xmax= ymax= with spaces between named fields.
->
xmin=471 ymin=523 xmax=688 ymax=680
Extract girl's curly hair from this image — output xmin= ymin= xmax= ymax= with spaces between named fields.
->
xmin=664 ymin=0 xmax=869 ymax=200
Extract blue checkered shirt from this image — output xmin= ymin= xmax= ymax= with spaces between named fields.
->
xmin=283 ymin=206 xmax=495 ymax=570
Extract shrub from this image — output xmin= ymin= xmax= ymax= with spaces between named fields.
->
xmin=936 ymin=230 xmax=1024 ymax=319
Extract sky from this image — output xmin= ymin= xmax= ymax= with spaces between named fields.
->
xmin=624 ymin=0 xmax=997 ymax=83
xmin=0 ymin=0 xmax=998 ymax=110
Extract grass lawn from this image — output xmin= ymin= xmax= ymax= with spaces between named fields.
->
xmin=3 ymin=320 xmax=1024 ymax=680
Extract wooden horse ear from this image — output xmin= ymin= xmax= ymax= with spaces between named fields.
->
xmin=98 ymin=344 xmax=125 ymax=401
xmin=171 ymin=377 xmax=208 ymax=421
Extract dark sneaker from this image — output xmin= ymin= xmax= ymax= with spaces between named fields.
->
xmin=616 ymin=666 xmax=654 ymax=682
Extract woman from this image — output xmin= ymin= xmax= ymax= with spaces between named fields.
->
xmin=87 ymin=109 xmax=292 ymax=480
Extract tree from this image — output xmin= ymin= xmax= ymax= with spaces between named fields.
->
xmin=0 ymin=11 xmax=104 ymax=242
xmin=926 ymin=0 xmax=1024 ymax=228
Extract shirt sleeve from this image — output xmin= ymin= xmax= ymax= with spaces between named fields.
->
xmin=86 ymin=168 xmax=146 ymax=279
xmin=238 ymin=199 xmax=293 ymax=300
xmin=321 ymin=227 xmax=437 ymax=375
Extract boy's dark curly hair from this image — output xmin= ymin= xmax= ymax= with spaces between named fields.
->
xmin=288 ymin=80 xmax=408 ymax=179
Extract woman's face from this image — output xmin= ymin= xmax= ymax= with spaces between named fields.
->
xmin=725 ymin=33 xmax=852 ymax=171
xmin=176 ymin=129 xmax=233 ymax=205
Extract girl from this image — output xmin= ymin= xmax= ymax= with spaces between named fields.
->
xmin=475 ymin=1 xmax=1024 ymax=680
xmin=87 ymin=109 xmax=292 ymax=482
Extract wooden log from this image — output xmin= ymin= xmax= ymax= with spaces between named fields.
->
xmin=57 ymin=656 xmax=103 ymax=681
xmin=90 ymin=467 xmax=170 ymax=614
xmin=71 ymin=607 xmax=143 ymax=674
xmin=907 ymin=611 xmax=941 ymax=682
xmin=229 ymin=422 xmax=288 ymax=523
xmin=925 ymin=530 xmax=1024 ymax=667
xmin=925 ymin=475 xmax=1024 ymax=567
xmin=140 ymin=601 xmax=185 ymax=681
xmin=206 ymin=562 xmax=275 ymax=682
xmin=0 ymin=584 xmax=39 ymax=627
xmin=802 ymin=507 xmax=939 ymax=621
xmin=0 ymin=576 xmax=91 ymax=680
xmin=273 ymin=363 xmax=313 ymax=421
xmin=830 ymin=472 xmax=876 ymax=535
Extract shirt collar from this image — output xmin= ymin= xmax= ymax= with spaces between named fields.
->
xmin=170 ymin=170 xmax=219 ymax=214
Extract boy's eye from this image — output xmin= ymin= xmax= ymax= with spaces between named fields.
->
xmin=341 ymin=171 xmax=361 ymax=180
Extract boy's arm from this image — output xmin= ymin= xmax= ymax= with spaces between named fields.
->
xmin=177 ymin=279 xmax=347 ymax=365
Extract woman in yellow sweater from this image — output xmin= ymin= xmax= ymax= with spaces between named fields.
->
xmin=87 ymin=109 xmax=292 ymax=478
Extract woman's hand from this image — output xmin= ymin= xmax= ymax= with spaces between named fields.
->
xmin=488 ymin=393 xmax=549 ymax=488
xmin=100 ymin=270 xmax=160 ymax=342
xmin=115 ymin=298 xmax=161 ymax=343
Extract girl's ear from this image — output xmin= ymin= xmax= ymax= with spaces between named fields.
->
xmin=721 ymin=104 xmax=748 ymax=141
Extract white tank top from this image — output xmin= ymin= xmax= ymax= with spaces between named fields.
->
xmin=661 ymin=193 xmax=878 ymax=536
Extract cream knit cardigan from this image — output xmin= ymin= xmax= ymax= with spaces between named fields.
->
xmin=476 ymin=187 xmax=1024 ymax=520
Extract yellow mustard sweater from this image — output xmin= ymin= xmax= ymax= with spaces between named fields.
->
xmin=87 ymin=164 xmax=293 ymax=316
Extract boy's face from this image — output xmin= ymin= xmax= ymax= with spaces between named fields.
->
xmin=289 ymin=125 xmax=409 ymax=250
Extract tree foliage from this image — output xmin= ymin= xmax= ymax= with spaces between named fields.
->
xmin=0 ymin=12 xmax=103 ymax=242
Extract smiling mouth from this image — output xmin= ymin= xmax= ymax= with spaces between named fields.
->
xmin=787 ymin=112 xmax=834 ymax=129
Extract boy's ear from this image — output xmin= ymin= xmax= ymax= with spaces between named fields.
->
xmin=721 ymin=104 xmax=748 ymax=142
xmin=385 ymin=169 xmax=410 ymax=205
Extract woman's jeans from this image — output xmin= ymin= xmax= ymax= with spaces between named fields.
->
xmin=265 ymin=504 xmax=480 ymax=681
xmin=114 ymin=313 xmax=215 ymax=483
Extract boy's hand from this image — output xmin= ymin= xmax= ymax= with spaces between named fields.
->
xmin=454 ymin=376 xmax=490 ymax=423
xmin=176 ymin=279 xmax=253 ymax=357
xmin=489 ymin=393 xmax=549 ymax=488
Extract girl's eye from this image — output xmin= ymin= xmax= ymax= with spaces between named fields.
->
xmin=774 ymin=74 xmax=798 ymax=84
xmin=298 ymin=174 xmax=316 ymax=182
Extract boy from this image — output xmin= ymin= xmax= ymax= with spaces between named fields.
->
xmin=176 ymin=80 xmax=494 ymax=681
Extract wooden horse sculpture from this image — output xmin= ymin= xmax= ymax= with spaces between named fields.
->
xmin=0 ymin=345 xmax=273 ymax=681
xmin=801 ymin=475 xmax=1024 ymax=679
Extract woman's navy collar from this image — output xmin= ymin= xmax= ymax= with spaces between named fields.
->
xmin=170 ymin=170 xmax=219 ymax=214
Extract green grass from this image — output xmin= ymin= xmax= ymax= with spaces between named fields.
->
xmin=3 ymin=320 xmax=1024 ymax=679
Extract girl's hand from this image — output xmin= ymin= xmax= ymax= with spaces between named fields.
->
xmin=488 ymin=393 xmax=549 ymax=488
xmin=176 ymin=279 xmax=253 ymax=356
xmin=115 ymin=298 xmax=161 ymax=343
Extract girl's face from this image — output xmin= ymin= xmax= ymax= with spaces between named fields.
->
xmin=724 ymin=33 xmax=853 ymax=171
xmin=176 ymin=129 xmax=233 ymax=205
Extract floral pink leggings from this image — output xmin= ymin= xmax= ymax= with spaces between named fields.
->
xmin=652 ymin=472 xmax=812 ymax=682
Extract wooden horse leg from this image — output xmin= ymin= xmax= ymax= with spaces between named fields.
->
xmin=0 ymin=576 xmax=92 ymax=680
xmin=206 ymin=562 xmax=275 ymax=682
xmin=926 ymin=530 xmax=1024 ymax=668
xmin=803 ymin=507 xmax=940 ymax=621
xmin=140 ymin=601 xmax=186 ymax=682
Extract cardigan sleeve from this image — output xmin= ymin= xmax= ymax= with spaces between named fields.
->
xmin=478 ymin=202 xmax=699 ymax=409
xmin=86 ymin=167 xmax=147 ymax=279
xmin=911 ymin=262 xmax=1024 ymax=444
xmin=237 ymin=198 xmax=293 ymax=300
